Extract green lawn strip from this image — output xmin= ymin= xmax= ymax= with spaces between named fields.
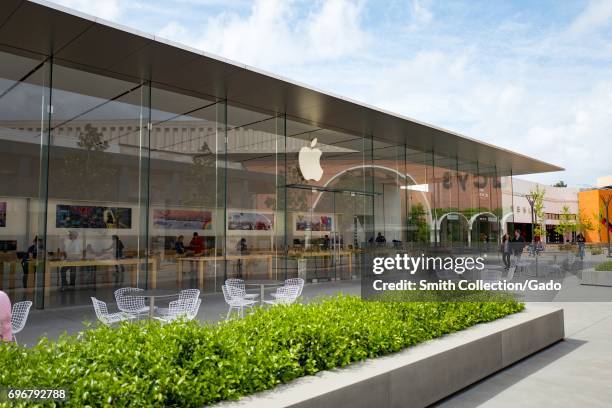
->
xmin=0 ymin=294 xmax=523 ymax=407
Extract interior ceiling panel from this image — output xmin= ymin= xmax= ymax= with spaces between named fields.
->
xmin=0 ymin=0 xmax=564 ymax=177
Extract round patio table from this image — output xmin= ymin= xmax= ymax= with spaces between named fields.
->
xmin=244 ymin=280 xmax=283 ymax=305
xmin=125 ymin=289 xmax=179 ymax=318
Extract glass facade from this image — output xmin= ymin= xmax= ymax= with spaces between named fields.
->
xmin=0 ymin=47 xmax=512 ymax=309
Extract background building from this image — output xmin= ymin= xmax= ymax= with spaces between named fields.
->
xmin=504 ymin=179 xmax=579 ymax=243
xmin=578 ymin=188 xmax=612 ymax=244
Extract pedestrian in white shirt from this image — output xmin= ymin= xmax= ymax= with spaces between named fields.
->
xmin=61 ymin=231 xmax=82 ymax=291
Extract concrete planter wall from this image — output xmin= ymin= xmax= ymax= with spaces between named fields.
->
xmin=581 ymin=268 xmax=612 ymax=286
xmin=218 ymin=306 xmax=564 ymax=408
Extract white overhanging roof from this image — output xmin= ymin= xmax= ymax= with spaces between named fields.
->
xmin=0 ymin=0 xmax=564 ymax=177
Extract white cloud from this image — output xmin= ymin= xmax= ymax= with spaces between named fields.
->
xmin=305 ymin=0 xmax=368 ymax=60
xmin=49 ymin=0 xmax=123 ymax=20
xmin=156 ymin=0 xmax=369 ymax=68
xmin=568 ymin=0 xmax=612 ymax=35
xmin=409 ymin=0 xmax=432 ymax=26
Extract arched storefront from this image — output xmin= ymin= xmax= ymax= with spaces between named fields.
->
xmin=469 ymin=212 xmax=500 ymax=247
xmin=436 ymin=212 xmax=470 ymax=246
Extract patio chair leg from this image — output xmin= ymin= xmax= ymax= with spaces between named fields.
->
xmin=226 ymin=307 xmax=232 ymax=320
xmin=13 ymin=334 xmax=18 ymax=345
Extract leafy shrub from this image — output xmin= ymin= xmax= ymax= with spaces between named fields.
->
xmin=591 ymin=247 xmax=603 ymax=255
xmin=0 ymin=295 xmax=523 ymax=407
xmin=595 ymin=261 xmax=612 ymax=271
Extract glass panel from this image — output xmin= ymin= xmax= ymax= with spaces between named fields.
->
xmin=0 ymin=50 xmax=50 ymax=308
xmin=372 ymin=141 xmax=405 ymax=245
xmin=405 ymin=149 xmax=434 ymax=248
xmin=45 ymin=63 xmax=147 ymax=307
xmin=148 ymin=87 xmax=225 ymax=294
xmin=225 ymin=104 xmax=283 ymax=282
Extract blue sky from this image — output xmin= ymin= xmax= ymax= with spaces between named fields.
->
xmin=51 ymin=0 xmax=612 ymax=187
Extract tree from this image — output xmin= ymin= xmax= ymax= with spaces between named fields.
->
xmin=407 ymin=203 xmax=429 ymax=244
xmin=576 ymin=210 xmax=595 ymax=235
xmin=180 ymin=141 xmax=218 ymax=206
xmin=553 ymin=181 xmax=567 ymax=187
xmin=554 ymin=205 xmax=576 ymax=241
xmin=528 ymin=186 xmax=546 ymax=241
xmin=61 ymin=123 xmax=117 ymax=200
xmin=593 ymin=212 xmax=603 ymax=242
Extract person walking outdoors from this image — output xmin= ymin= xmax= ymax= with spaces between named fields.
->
xmin=576 ymin=233 xmax=586 ymax=260
xmin=510 ymin=229 xmax=526 ymax=264
xmin=0 ymin=290 xmax=12 ymax=342
xmin=500 ymin=233 xmax=511 ymax=270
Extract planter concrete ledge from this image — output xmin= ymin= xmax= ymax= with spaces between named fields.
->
xmin=216 ymin=305 xmax=564 ymax=408
xmin=581 ymin=268 xmax=612 ymax=287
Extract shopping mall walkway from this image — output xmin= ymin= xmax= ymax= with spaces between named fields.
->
xmin=436 ymin=301 xmax=612 ymax=407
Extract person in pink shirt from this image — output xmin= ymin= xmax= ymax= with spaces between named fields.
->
xmin=0 ymin=290 xmax=12 ymax=342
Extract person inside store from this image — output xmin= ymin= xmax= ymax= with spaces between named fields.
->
xmin=106 ymin=235 xmax=125 ymax=287
xmin=235 ymin=238 xmax=248 ymax=279
xmin=0 ymin=290 xmax=11 ymax=342
xmin=188 ymin=232 xmax=204 ymax=255
xmin=21 ymin=236 xmax=43 ymax=288
xmin=60 ymin=231 xmax=82 ymax=291
xmin=375 ymin=232 xmax=387 ymax=245
xmin=322 ymin=235 xmax=330 ymax=250
xmin=175 ymin=235 xmax=186 ymax=255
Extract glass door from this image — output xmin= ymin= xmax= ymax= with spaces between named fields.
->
xmin=285 ymin=184 xmax=374 ymax=282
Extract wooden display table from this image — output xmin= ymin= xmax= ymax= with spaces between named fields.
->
xmin=44 ymin=257 xmax=157 ymax=305
xmin=288 ymin=250 xmax=355 ymax=272
xmin=176 ymin=254 xmax=274 ymax=290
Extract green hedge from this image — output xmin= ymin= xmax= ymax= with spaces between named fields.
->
xmin=595 ymin=261 xmax=612 ymax=271
xmin=0 ymin=295 xmax=523 ymax=407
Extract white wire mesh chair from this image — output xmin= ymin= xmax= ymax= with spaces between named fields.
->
xmin=158 ymin=289 xmax=201 ymax=317
xmin=91 ymin=297 xmax=132 ymax=326
xmin=514 ymin=256 xmax=532 ymax=277
xmin=114 ymin=287 xmax=150 ymax=318
xmin=264 ymin=285 xmax=300 ymax=306
xmin=225 ymin=278 xmax=259 ymax=300
xmin=179 ymin=289 xmax=200 ymax=302
xmin=222 ymin=285 xmax=256 ymax=319
xmin=284 ymin=278 xmax=304 ymax=296
xmin=271 ymin=278 xmax=304 ymax=300
xmin=154 ymin=297 xmax=199 ymax=324
xmin=186 ymin=298 xmax=201 ymax=321
xmin=10 ymin=301 xmax=32 ymax=345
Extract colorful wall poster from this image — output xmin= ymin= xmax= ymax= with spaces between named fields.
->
xmin=56 ymin=205 xmax=132 ymax=229
xmin=153 ymin=209 xmax=213 ymax=230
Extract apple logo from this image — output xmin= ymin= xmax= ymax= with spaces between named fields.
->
xmin=299 ymin=138 xmax=324 ymax=181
